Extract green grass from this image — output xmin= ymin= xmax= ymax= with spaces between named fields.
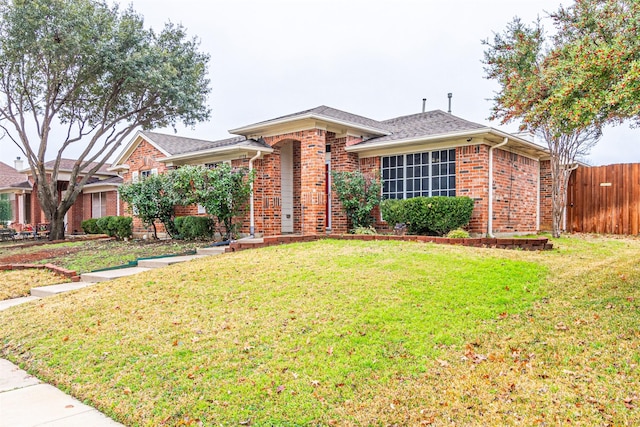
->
xmin=0 ymin=269 xmax=69 ymax=300
xmin=0 ymin=239 xmax=206 ymax=273
xmin=1 ymin=236 xmax=639 ymax=426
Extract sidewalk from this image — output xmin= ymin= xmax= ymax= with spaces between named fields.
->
xmin=0 ymin=359 xmax=123 ymax=426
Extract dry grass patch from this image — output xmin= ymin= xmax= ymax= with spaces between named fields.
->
xmin=0 ymin=236 xmax=639 ymax=426
xmin=0 ymin=269 xmax=69 ymax=300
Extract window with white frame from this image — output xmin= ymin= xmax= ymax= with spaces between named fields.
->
xmin=91 ymin=192 xmax=108 ymax=218
xmin=382 ymin=149 xmax=456 ymax=199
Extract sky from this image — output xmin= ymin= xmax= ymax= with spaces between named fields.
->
xmin=4 ymin=0 xmax=640 ymax=166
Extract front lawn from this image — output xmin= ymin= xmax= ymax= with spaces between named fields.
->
xmin=0 ymin=239 xmax=207 ymax=273
xmin=0 ymin=269 xmax=69 ymax=300
xmin=1 ymin=237 xmax=639 ymax=425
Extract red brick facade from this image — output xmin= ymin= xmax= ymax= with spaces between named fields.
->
xmin=121 ymin=139 xmax=171 ymax=235
xmin=456 ymin=144 xmax=490 ymax=234
xmin=491 ymin=149 xmax=539 ymax=234
xmin=539 ymin=160 xmax=552 ymax=231
xmin=114 ymin=129 xmax=550 ymax=238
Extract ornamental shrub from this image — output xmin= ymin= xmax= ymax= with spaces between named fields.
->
xmin=331 ymin=170 xmax=381 ymax=230
xmin=95 ymin=216 xmax=132 ymax=240
xmin=379 ymin=198 xmax=405 ymax=228
xmin=81 ymin=218 xmax=100 ymax=234
xmin=174 ymin=216 xmax=215 ymax=240
xmin=446 ymin=228 xmax=471 ymax=238
xmin=380 ymin=196 xmax=474 ymax=236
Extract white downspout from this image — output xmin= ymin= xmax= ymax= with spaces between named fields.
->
xmin=249 ymin=151 xmax=262 ymax=237
xmin=116 ymin=190 xmax=121 ymax=217
xmin=536 ymin=161 xmax=541 ymax=232
xmin=488 ymin=137 xmax=509 ymax=238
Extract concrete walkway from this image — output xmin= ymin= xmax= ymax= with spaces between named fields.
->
xmin=0 ymin=244 xmax=234 ymax=426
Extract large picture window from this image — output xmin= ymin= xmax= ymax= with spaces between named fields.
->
xmin=382 ymin=149 xmax=456 ymax=199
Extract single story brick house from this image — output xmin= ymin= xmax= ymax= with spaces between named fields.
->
xmin=110 ymin=105 xmax=553 ymax=237
xmin=0 ymin=158 xmax=122 ymax=233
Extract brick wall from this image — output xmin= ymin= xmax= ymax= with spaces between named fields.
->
xmin=539 ymin=160 xmax=552 ymax=231
xmin=456 ymin=144 xmax=490 ymax=234
xmin=359 ymin=156 xmax=385 ymax=232
xmin=491 ymin=149 xmax=539 ymax=234
xmin=327 ymin=133 xmax=360 ymax=233
xmin=121 ymin=138 xmax=170 ymax=236
xmin=259 ymin=130 xmax=327 ymax=235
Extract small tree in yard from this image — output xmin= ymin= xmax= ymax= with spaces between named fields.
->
xmin=119 ymin=173 xmax=181 ymax=239
xmin=173 ymin=164 xmax=253 ymax=241
xmin=0 ymin=0 xmax=210 ymax=240
xmin=331 ymin=170 xmax=381 ymax=230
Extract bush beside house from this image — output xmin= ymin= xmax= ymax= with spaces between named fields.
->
xmin=380 ymin=196 xmax=474 ymax=236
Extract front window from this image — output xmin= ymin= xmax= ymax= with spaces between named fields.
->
xmin=382 ymin=149 xmax=456 ymax=199
xmin=92 ymin=192 xmax=108 ymax=218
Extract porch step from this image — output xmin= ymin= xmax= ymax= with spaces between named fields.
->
xmin=31 ymin=282 xmax=95 ymax=298
xmin=196 ymin=247 xmax=227 ymax=256
xmin=137 ymin=255 xmax=207 ymax=268
xmin=81 ymin=267 xmax=151 ymax=283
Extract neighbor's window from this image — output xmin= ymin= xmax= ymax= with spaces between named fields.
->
xmin=382 ymin=149 xmax=456 ymax=199
xmin=91 ymin=192 xmax=108 ymax=218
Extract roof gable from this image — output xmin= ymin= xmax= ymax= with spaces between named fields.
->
xmin=229 ymin=105 xmax=391 ymax=137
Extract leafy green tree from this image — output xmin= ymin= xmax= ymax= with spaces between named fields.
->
xmin=119 ymin=173 xmax=181 ymax=239
xmin=331 ymin=170 xmax=381 ymax=230
xmin=483 ymin=17 xmax=600 ymax=238
xmin=548 ymin=0 xmax=640 ymax=129
xmin=173 ymin=164 xmax=253 ymax=241
xmin=0 ymin=194 xmax=10 ymax=224
xmin=0 ymin=0 xmax=210 ymax=240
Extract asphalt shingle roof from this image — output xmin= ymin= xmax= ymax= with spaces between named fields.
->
xmin=0 ymin=162 xmax=25 ymax=187
xmin=42 ymin=159 xmax=114 ymax=175
xmin=141 ymin=131 xmax=270 ymax=156
xmin=237 ymin=105 xmax=390 ymax=133
xmin=355 ymin=110 xmax=487 ymax=145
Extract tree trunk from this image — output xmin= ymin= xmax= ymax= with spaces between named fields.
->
xmin=49 ymin=215 xmax=66 ymax=241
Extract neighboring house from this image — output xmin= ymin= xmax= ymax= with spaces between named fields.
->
xmin=111 ymin=105 xmax=553 ymax=237
xmin=0 ymin=157 xmax=122 ymax=233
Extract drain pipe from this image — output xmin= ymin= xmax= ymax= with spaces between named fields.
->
xmin=488 ymin=137 xmax=509 ymax=238
xmin=248 ymin=151 xmax=262 ymax=237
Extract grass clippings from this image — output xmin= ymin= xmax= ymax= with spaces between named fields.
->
xmin=0 ymin=236 xmax=639 ymax=426
xmin=0 ymin=269 xmax=69 ymax=300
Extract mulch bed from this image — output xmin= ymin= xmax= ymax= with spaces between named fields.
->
xmin=0 ymin=247 xmax=86 ymax=265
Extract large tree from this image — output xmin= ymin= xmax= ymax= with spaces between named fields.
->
xmin=0 ymin=0 xmax=210 ymax=240
xmin=483 ymin=17 xmax=601 ymax=238
xmin=548 ymin=0 xmax=640 ymax=129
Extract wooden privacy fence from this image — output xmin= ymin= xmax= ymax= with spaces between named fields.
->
xmin=567 ymin=163 xmax=640 ymax=235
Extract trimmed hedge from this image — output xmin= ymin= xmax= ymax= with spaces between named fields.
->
xmin=174 ymin=216 xmax=215 ymax=240
xmin=81 ymin=218 xmax=101 ymax=234
xmin=94 ymin=216 xmax=132 ymax=240
xmin=380 ymin=196 xmax=474 ymax=236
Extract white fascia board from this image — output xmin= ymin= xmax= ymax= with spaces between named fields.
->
xmin=107 ymin=164 xmax=130 ymax=172
xmin=82 ymin=183 xmax=121 ymax=194
xmin=347 ymin=128 xmax=549 ymax=158
xmin=229 ymin=113 xmax=390 ymax=137
xmin=160 ymin=144 xmax=274 ymax=165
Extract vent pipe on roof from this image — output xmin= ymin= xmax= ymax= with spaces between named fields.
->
xmin=447 ymin=93 xmax=452 ymax=114
xmin=422 ymin=98 xmax=426 ymax=113
xmin=14 ymin=157 xmax=24 ymax=171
